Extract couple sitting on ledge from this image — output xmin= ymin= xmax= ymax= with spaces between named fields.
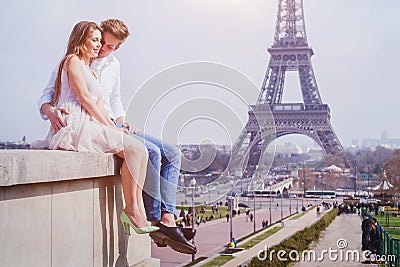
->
xmin=31 ymin=19 xmax=196 ymax=255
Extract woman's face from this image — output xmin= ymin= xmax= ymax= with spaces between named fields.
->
xmin=84 ymin=29 xmax=102 ymax=58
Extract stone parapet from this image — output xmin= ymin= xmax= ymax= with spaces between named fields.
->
xmin=0 ymin=149 xmax=159 ymax=267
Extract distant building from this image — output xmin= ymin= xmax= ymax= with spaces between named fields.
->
xmin=359 ymin=131 xmax=400 ymax=149
xmin=0 ymin=140 xmax=30 ymax=150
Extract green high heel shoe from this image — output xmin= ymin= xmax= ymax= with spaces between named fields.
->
xmin=120 ymin=211 xmax=159 ymax=235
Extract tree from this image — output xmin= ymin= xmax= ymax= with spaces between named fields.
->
xmin=384 ymin=149 xmax=400 ymax=189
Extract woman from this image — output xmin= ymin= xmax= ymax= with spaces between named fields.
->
xmin=32 ymin=21 xmax=158 ymax=234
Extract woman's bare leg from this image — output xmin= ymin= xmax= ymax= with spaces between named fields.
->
xmin=136 ymin=152 xmax=149 ymax=220
xmin=116 ymin=142 xmax=148 ymax=228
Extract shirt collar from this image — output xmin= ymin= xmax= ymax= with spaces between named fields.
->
xmin=91 ymin=55 xmax=114 ymax=71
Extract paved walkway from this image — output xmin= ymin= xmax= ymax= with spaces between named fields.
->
xmin=295 ymin=214 xmax=379 ymax=267
xmin=151 ymin=206 xmax=294 ymax=266
xmin=294 ymin=213 xmax=379 ymax=267
xmin=221 ymin=207 xmax=329 ymax=267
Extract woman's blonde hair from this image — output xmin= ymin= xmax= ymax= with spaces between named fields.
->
xmin=50 ymin=21 xmax=101 ymax=105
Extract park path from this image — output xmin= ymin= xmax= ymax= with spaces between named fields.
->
xmin=294 ymin=213 xmax=378 ymax=267
xmin=151 ymin=205 xmax=293 ymax=267
xmin=222 ymin=207 xmax=329 ymax=267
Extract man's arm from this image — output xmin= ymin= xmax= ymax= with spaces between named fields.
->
xmin=109 ymin=59 xmax=138 ymax=133
xmin=38 ymin=62 xmax=69 ymax=131
xmin=109 ymin=60 xmax=126 ymax=119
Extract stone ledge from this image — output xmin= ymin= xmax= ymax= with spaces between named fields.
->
xmin=0 ymin=150 xmax=122 ymax=186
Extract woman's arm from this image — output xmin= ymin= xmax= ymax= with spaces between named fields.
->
xmin=96 ymin=97 xmax=117 ymax=126
xmin=65 ymin=56 xmax=114 ymax=127
xmin=96 ymin=98 xmax=128 ymax=134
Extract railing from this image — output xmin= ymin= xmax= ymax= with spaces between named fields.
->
xmin=250 ymin=103 xmax=330 ymax=112
xmin=382 ymin=229 xmax=400 ymax=267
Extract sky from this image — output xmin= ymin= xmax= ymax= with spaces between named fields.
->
xmin=1 ymin=0 xmax=400 ymax=148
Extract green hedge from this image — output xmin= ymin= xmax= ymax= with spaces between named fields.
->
xmin=248 ymin=208 xmax=339 ymax=267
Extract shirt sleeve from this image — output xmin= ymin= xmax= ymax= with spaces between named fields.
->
xmin=109 ymin=60 xmax=126 ymax=119
xmin=38 ymin=63 xmax=59 ymax=120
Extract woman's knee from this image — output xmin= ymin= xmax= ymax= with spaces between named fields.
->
xmin=125 ymin=143 xmax=148 ymax=160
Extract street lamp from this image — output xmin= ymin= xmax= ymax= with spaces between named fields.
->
xmin=208 ymin=183 xmax=211 ymax=205
xmin=190 ymin=178 xmax=196 ymax=261
xmin=289 ymin=188 xmax=292 ymax=215
xmin=280 ymin=186 xmax=283 ymax=221
xmin=180 ymin=175 xmax=185 ymax=205
xmin=354 ymin=165 xmax=357 ymax=195
xmin=367 ymin=167 xmax=371 ymax=198
xmin=321 ymin=171 xmax=324 ymax=196
xmin=229 ymin=180 xmax=234 ymax=244
xmin=269 ymin=181 xmax=272 ymax=226
xmin=253 ymin=181 xmax=256 ymax=233
xmin=301 ymin=182 xmax=304 ymax=209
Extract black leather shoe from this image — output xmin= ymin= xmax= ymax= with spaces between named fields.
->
xmin=180 ymin=227 xmax=196 ymax=241
xmin=149 ymin=223 xmax=197 ymax=254
xmin=149 ymin=231 xmax=167 ymax=247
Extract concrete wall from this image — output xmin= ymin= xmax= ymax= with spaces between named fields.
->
xmin=0 ymin=150 xmax=159 ymax=267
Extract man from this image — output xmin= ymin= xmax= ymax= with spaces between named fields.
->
xmin=38 ymin=18 xmax=196 ymax=254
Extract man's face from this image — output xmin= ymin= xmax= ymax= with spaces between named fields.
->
xmin=97 ymin=31 xmax=122 ymax=59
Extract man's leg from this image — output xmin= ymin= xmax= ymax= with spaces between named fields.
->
xmin=135 ymin=133 xmax=181 ymax=216
xmin=135 ymin=133 xmax=196 ymax=254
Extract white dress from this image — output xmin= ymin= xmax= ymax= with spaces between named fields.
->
xmin=31 ymin=60 xmax=128 ymax=153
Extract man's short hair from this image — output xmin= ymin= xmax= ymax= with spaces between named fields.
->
xmin=100 ymin=19 xmax=130 ymax=42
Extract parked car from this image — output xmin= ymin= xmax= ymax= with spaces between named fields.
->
xmin=238 ymin=202 xmax=249 ymax=208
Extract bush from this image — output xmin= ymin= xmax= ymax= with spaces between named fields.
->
xmin=248 ymin=208 xmax=338 ymax=267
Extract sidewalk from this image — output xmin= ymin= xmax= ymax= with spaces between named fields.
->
xmin=294 ymin=213 xmax=379 ymax=267
xmin=152 ymin=206 xmax=293 ymax=267
xmin=221 ymin=207 xmax=329 ymax=267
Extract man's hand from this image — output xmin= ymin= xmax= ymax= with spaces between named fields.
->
xmin=123 ymin=121 xmax=139 ymax=134
xmin=112 ymin=125 xmax=129 ymax=135
xmin=42 ymin=103 xmax=70 ymax=131
xmin=116 ymin=117 xmax=139 ymax=134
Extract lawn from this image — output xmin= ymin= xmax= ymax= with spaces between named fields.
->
xmin=374 ymin=213 xmax=400 ymax=228
xmin=373 ymin=211 xmax=400 ymax=239
xmin=199 ymin=226 xmax=282 ymax=267
xmin=385 ymin=228 xmax=400 ymax=239
xmin=175 ymin=205 xmax=248 ymax=225
xmin=290 ymin=210 xmax=308 ymax=220
xmin=200 ymin=255 xmax=234 ymax=267
xmin=239 ymin=226 xmax=282 ymax=249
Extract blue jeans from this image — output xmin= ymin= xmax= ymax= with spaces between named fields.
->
xmin=131 ymin=132 xmax=181 ymax=221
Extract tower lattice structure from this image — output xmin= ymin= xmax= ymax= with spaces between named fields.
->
xmin=229 ymin=0 xmax=348 ymax=176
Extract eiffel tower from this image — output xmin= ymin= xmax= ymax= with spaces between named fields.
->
xmin=228 ymin=0 xmax=348 ymax=177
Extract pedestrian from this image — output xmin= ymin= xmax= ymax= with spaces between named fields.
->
xmin=245 ymin=208 xmax=250 ymax=222
xmin=250 ymin=213 xmax=253 ymax=222
xmin=226 ymin=213 xmax=230 ymax=222
xmin=361 ymin=214 xmax=371 ymax=251
xmin=370 ymin=218 xmax=382 ymax=256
